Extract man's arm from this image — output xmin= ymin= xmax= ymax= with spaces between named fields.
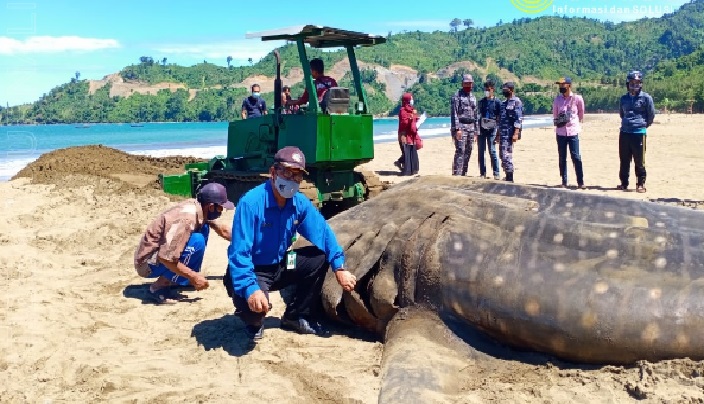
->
xmin=297 ymin=200 xmax=356 ymax=291
xmin=261 ymin=100 xmax=268 ymax=115
xmin=209 ymin=220 xmax=232 ymax=242
xmin=619 ymin=96 xmax=624 ymax=119
xmin=450 ymin=94 xmax=460 ymax=130
xmin=288 ymin=90 xmax=309 ymax=106
xmin=241 ymin=99 xmax=247 ymax=119
xmin=646 ymin=95 xmax=656 ymax=127
xmin=552 ymin=97 xmax=558 ymax=122
xmin=227 ymin=202 xmax=260 ymax=299
xmin=513 ymin=99 xmax=523 ymax=140
xmin=577 ymin=95 xmax=585 ymax=123
xmin=157 ymin=257 xmax=208 ymax=290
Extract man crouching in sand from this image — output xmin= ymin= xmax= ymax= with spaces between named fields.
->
xmin=133 ymin=183 xmax=233 ymax=304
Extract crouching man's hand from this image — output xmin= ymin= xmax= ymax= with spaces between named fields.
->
xmin=247 ymin=290 xmax=270 ymax=313
xmin=335 ymin=269 xmax=357 ymax=292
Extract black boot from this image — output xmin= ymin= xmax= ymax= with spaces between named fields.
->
xmin=505 ymin=172 xmax=514 ymax=182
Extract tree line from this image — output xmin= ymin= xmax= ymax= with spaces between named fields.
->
xmin=2 ymin=1 xmax=703 ymax=124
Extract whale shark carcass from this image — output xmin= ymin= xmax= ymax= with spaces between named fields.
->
xmin=314 ymin=175 xmax=704 ymax=400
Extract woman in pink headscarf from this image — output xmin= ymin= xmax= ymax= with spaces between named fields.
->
xmin=397 ymin=92 xmax=420 ymax=175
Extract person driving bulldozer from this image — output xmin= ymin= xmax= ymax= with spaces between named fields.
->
xmin=287 ymin=58 xmax=337 ymax=108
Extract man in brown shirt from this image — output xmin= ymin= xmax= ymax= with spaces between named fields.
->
xmin=134 ymin=182 xmax=234 ymax=304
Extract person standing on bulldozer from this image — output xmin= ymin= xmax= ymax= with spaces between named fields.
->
xmin=241 ymin=84 xmax=268 ymax=119
xmin=287 ymin=58 xmax=337 ymax=108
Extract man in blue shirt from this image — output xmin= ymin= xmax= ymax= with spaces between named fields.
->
xmin=241 ymin=83 xmax=267 ymax=119
xmin=618 ymin=70 xmax=655 ymax=193
xmin=224 ymin=146 xmax=357 ymax=342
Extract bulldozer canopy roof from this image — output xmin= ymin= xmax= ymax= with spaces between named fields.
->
xmin=245 ymin=25 xmax=386 ymax=48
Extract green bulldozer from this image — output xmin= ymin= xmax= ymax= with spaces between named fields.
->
xmin=159 ymin=25 xmax=390 ymax=216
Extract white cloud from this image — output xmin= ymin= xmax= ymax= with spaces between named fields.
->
xmin=153 ymin=39 xmax=285 ymax=61
xmin=0 ymin=36 xmax=120 ymax=54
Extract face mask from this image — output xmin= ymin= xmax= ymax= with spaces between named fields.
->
xmin=274 ymin=176 xmax=299 ymax=199
xmin=502 ymin=90 xmax=511 ymax=98
xmin=628 ymin=83 xmax=642 ymax=92
xmin=484 ymin=91 xmax=491 ymax=98
xmin=559 ymin=87 xmax=568 ymax=94
xmin=409 ymin=99 xmax=414 ymax=106
xmin=207 ymin=210 xmax=221 ymax=221
xmin=463 ymin=86 xmax=473 ymax=93
xmin=252 ymin=92 xmax=260 ymax=97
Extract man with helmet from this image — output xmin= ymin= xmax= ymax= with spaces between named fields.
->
xmin=133 ymin=183 xmax=234 ymax=304
xmin=618 ymin=70 xmax=655 ymax=193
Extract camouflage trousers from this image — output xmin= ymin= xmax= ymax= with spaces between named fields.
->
xmin=452 ymin=130 xmax=475 ymax=176
xmin=499 ymin=135 xmax=514 ymax=173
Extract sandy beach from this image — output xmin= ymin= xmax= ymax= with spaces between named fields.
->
xmin=2 ymin=113 xmax=704 ymax=403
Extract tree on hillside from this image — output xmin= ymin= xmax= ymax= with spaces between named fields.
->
xmin=162 ymin=57 xmax=167 ymax=66
xmin=139 ymin=56 xmax=154 ymax=66
xmin=75 ymin=71 xmax=80 ymax=81
xmin=450 ymin=18 xmax=462 ymax=32
xmin=248 ymin=57 xmax=253 ymax=65
xmin=227 ymin=56 xmax=233 ymax=68
xmin=463 ymin=19 xmax=474 ymax=29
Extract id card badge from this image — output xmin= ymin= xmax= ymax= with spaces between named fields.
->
xmin=286 ymin=251 xmax=297 ymax=270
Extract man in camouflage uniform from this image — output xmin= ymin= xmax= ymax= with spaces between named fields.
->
xmin=451 ymin=74 xmax=479 ymax=176
xmin=495 ymin=82 xmax=523 ymax=183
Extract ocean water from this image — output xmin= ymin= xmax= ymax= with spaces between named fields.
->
xmin=0 ymin=116 xmax=553 ymax=181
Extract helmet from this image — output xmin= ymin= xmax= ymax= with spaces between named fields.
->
xmin=627 ymin=70 xmax=643 ymax=82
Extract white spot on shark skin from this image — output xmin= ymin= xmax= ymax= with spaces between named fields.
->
xmin=655 ymin=222 xmax=665 ymax=228
xmin=493 ymin=276 xmax=504 ymax=286
xmin=479 ymin=242 xmax=489 ymax=251
xmin=553 ymin=263 xmax=566 ymax=272
xmin=594 ymin=281 xmax=609 ymax=294
xmin=654 ymin=257 xmax=667 ymax=269
xmin=641 ymin=322 xmax=660 ymax=343
xmin=578 ymin=238 xmax=588 ymax=248
xmin=553 ymin=233 xmax=564 ymax=243
xmin=649 ymin=288 xmax=662 ymax=299
xmin=609 ymin=232 xmax=618 ymax=238
xmin=604 ymin=211 xmax=615 ymax=219
xmin=453 ymin=241 xmax=463 ymax=251
xmin=606 ymin=249 xmax=618 ymax=259
xmin=501 ymin=253 xmax=514 ymax=262
xmin=565 ymin=202 xmax=574 ymax=208
xmin=562 ymin=211 xmax=571 ymax=217
xmin=525 ymin=299 xmax=540 ymax=316
xmin=475 ymin=254 xmax=484 ymax=263
xmin=655 ymin=236 xmax=667 ymax=244
xmin=514 ymin=225 xmax=525 ymax=234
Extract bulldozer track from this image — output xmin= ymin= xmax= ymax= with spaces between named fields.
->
xmin=356 ymin=169 xmax=389 ymax=200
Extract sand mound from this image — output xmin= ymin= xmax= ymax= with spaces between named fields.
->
xmin=11 ymin=145 xmax=207 ymax=194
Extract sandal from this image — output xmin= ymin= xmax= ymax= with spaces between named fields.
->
xmin=146 ymin=287 xmax=179 ymax=305
xmin=636 ymin=185 xmax=647 ymax=193
xmin=616 ymin=184 xmax=628 ymax=191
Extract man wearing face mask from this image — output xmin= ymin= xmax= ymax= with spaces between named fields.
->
xmin=552 ymin=77 xmax=586 ymax=189
xmin=225 ymin=146 xmax=356 ymax=342
xmin=478 ymin=80 xmax=502 ymax=180
xmin=618 ymin=70 xmax=655 ymax=193
xmin=133 ymin=183 xmax=234 ymax=304
xmin=451 ymin=74 xmax=479 ymax=176
xmin=241 ymin=83 xmax=268 ymax=119
xmin=495 ymin=82 xmax=523 ymax=183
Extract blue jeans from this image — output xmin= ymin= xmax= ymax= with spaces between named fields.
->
xmin=556 ymin=135 xmax=584 ymax=185
xmin=147 ymin=225 xmax=210 ymax=285
xmin=477 ymin=130 xmax=500 ymax=177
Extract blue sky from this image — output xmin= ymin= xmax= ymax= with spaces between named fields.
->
xmin=0 ymin=0 xmax=690 ymax=106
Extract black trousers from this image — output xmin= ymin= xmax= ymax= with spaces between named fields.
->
xmin=402 ymin=144 xmax=419 ymax=175
xmin=618 ymin=131 xmax=647 ymax=187
xmin=224 ymin=245 xmax=329 ymax=327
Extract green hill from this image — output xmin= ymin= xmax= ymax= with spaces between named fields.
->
xmin=2 ymin=0 xmax=703 ymax=124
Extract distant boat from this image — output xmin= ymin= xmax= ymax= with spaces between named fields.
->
xmin=75 ymin=123 xmax=91 ymax=128
xmin=130 ymin=123 xmax=144 ymax=127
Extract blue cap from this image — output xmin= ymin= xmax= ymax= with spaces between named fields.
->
xmin=196 ymin=183 xmax=234 ymax=209
xmin=555 ymin=77 xmax=572 ymax=84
